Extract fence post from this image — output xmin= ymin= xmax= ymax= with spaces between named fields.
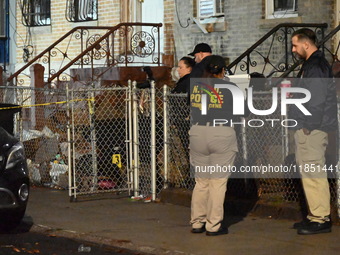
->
xmin=30 ymin=64 xmax=45 ymax=130
xmin=337 ymin=100 xmax=340 ymax=219
xmin=132 ymin=81 xmax=139 ymax=197
xmin=127 ymin=80 xmax=134 ymax=195
xmin=66 ymin=83 xmax=74 ymax=200
xmin=0 ymin=66 xmax=3 ymax=86
xmin=150 ymin=81 xmax=157 ymax=201
xmin=163 ymin=85 xmax=169 ymax=189
xmin=88 ymin=89 xmax=98 ymax=191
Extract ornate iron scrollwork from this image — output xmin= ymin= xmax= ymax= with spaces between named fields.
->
xmin=130 ymin=31 xmax=155 ymax=58
xmin=86 ymin=34 xmax=107 ymax=60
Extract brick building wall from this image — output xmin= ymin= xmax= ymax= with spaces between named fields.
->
xmin=13 ymin=0 xmax=336 ymax=75
xmin=14 ymin=0 xmax=175 ymax=69
xmin=173 ymin=0 xmax=335 ymax=74
xmin=15 ymin=0 xmax=122 ymax=68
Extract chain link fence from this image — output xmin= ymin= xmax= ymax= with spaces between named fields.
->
xmin=0 ymin=86 xmax=69 ymax=189
xmin=164 ymin=89 xmax=340 ymax=207
xmin=133 ymin=86 xmax=165 ymax=198
xmin=0 ymin=84 xmax=339 ymax=213
xmin=166 ymin=93 xmax=193 ymax=189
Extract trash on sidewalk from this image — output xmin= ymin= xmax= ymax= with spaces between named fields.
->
xmin=78 ymin=244 xmax=91 ymax=253
xmin=129 ymin=195 xmax=144 ymax=202
xmin=50 ymin=162 xmax=68 ymax=188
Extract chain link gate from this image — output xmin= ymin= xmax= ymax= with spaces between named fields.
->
xmin=130 ymin=81 xmax=164 ymax=200
xmin=69 ymin=86 xmax=131 ymax=200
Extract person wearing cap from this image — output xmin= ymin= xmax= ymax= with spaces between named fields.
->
xmin=189 ymin=55 xmax=239 ymax=236
xmin=188 ymin=43 xmax=212 ymax=78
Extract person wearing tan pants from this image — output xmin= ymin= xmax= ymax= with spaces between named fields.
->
xmin=294 ymin=129 xmax=330 ymax=223
xmin=290 ymin=28 xmax=338 ymax=235
xmin=189 ymin=55 xmax=241 ymax=236
xmin=190 ymin=125 xmax=237 ymax=235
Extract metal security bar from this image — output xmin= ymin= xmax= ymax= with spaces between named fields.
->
xmin=20 ymin=0 xmax=51 ymax=27
xmin=66 ymin=0 xmax=98 ymax=22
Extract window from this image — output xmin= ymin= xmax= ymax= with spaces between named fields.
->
xmin=0 ymin=0 xmax=8 ymax=64
xmin=197 ymin=0 xmax=224 ymax=18
xmin=0 ymin=0 xmax=5 ymax=37
xmin=274 ymin=0 xmax=297 ymax=12
xmin=266 ymin=0 xmax=298 ymax=19
xmin=66 ymin=0 xmax=98 ymax=22
xmin=21 ymin=0 xmax=51 ymax=26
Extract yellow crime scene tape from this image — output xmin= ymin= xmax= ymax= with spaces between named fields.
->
xmin=0 ymin=98 xmax=95 ymax=110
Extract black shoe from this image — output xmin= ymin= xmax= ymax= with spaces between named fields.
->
xmin=206 ymin=227 xmax=228 ymax=236
xmin=293 ymin=219 xmax=310 ymax=229
xmin=297 ymin=221 xmax=332 ymax=235
xmin=191 ymin=225 xmax=205 ymax=233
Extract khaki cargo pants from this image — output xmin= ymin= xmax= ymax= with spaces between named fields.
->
xmin=294 ymin=129 xmax=330 ymax=223
xmin=189 ymin=125 xmax=238 ymax=232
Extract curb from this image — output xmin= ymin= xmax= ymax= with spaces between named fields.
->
xmin=29 ymin=224 xmax=191 ymax=255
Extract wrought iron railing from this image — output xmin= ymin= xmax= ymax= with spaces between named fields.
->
xmin=7 ymin=22 xmax=162 ymax=86
xmin=277 ymin=23 xmax=340 ymax=78
xmin=227 ymin=23 xmax=328 ymax=77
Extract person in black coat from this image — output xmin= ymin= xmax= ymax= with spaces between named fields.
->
xmin=172 ymin=57 xmax=195 ymax=93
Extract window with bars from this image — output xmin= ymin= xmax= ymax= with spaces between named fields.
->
xmin=197 ymin=0 xmax=224 ymax=18
xmin=21 ymin=0 xmax=51 ymax=27
xmin=66 ymin=0 xmax=98 ymax=22
xmin=274 ymin=0 xmax=297 ymax=12
xmin=266 ymin=0 xmax=298 ymax=19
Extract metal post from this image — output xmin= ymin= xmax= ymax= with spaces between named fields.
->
xmin=150 ymin=81 xmax=157 ymax=201
xmin=66 ymin=83 xmax=73 ymax=198
xmin=71 ymin=86 xmax=77 ymax=199
xmin=337 ymin=100 xmax=340 ymax=219
xmin=132 ymin=81 xmax=139 ymax=197
xmin=88 ymin=89 xmax=98 ymax=191
xmin=163 ymin=85 xmax=168 ymax=189
xmin=127 ymin=80 xmax=134 ymax=195
xmin=241 ymin=117 xmax=248 ymax=188
xmin=282 ymin=102 xmax=289 ymax=159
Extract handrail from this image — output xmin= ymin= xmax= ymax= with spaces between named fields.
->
xmin=318 ymin=23 xmax=340 ymax=46
xmin=227 ymin=23 xmax=328 ymax=72
xmin=48 ymin=22 xmax=162 ymax=83
xmin=8 ymin=22 xmax=162 ymax=83
xmin=7 ymin=26 xmax=115 ymax=82
xmin=278 ymin=23 xmax=340 ymax=78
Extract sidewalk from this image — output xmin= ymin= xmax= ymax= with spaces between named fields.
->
xmin=26 ymin=187 xmax=340 ymax=255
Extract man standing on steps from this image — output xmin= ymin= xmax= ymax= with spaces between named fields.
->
xmin=188 ymin=43 xmax=212 ymax=78
xmin=290 ymin=28 xmax=338 ymax=235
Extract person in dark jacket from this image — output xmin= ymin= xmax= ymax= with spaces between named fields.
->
xmin=188 ymin=43 xmax=212 ymax=78
xmin=171 ymin=57 xmax=195 ymax=165
xmin=290 ymin=28 xmax=338 ymax=235
xmin=172 ymin=57 xmax=195 ymax=93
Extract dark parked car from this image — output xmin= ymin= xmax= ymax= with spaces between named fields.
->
xmin=0 ymin=104 xmax=29 ymax=230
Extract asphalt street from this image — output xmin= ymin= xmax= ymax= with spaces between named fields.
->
xmin=0 ymin=220 xmax=148 ymax=255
